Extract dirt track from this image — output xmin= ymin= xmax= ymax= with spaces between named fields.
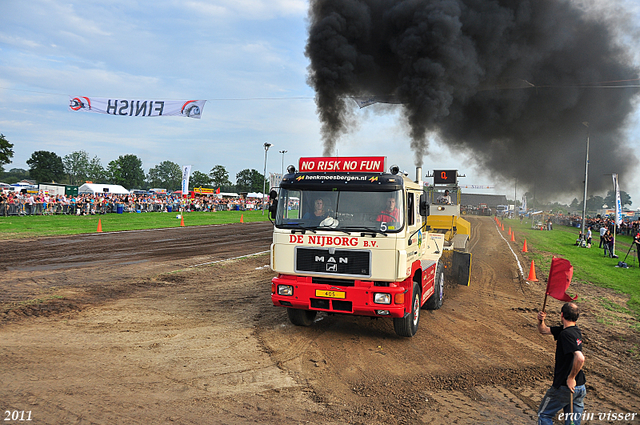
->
xmin=1 ymin=217 xmax=639 ymax=424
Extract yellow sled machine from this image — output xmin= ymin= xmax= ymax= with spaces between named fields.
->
xmin=425 ymin=170 xmax=472 ymax=286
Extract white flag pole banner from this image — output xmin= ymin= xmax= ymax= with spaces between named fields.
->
xmin=182 ymin=165 xmax=192 ymax=196
xmin=69 ymin=97 xmax=206 ymax=119
xmin=612 ymin=173 xmax=622 ymax=225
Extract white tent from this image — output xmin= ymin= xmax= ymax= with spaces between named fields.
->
xmin=78 ymin=183 xmax=130 ymax=195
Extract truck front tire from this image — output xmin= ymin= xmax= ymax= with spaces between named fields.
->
xmin=287 ymin=308 xmax=317 ymax=327
xmin=393 ymin=282 xmax=420 ymax=337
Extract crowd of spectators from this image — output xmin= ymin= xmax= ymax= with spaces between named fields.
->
xmin=0 ymin=190 xmax=266 ymax=216
xmin=552 ymin=214 xmax=640 ymax=237
xmin=541 ymin=213 xmax=639 ymax=260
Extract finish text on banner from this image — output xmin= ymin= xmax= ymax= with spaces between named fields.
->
xmin=69 ymin=97 xmax=206 ymax=119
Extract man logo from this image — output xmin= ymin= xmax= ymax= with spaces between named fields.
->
xmin=314 ymin=256 xmax=349 ymax=264
xmin=315 ymin=255 xmax=348 ymax=272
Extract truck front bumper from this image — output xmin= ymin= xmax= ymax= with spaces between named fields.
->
xmin=271 ymin=274 xmax=407 ymax=318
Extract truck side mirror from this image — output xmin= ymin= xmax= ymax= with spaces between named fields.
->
xmin=268 ymin=190 xmax=278 ymax=219
xmin=269 ymin=201 xmax=278 ymax=219
xmin=419 ymin=194 xmax=429 ymax=217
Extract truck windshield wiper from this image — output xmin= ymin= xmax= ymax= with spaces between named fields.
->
xmin=341 ymin=226 xmax=388 ymax=236
xmin=315 ymin=227 xmax=352 ymax=235
xmin=280 ymin=222 xmax=317 ymax=233
xmin=292 ymin=222 xmax=352 ymax=235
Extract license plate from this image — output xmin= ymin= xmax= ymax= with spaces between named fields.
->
xmin=315 ymin=290 xmax=346 ymax=299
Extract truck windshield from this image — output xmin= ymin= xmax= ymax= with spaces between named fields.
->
xmin=275 ymin=189 xmax=404 ymax=232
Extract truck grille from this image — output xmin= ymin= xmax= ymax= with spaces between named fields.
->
xmin=295 ymin=247 xmax=371 ymax=277
xmin=311 ymin=298 xmax=353 ymax=312
xmin=312 ymin=277 xmax=355 ymax=287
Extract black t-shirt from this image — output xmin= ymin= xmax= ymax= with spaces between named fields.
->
xmin=551 ymin=325 xmax=586 ymax=388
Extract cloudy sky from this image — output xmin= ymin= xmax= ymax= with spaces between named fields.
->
xmin=1 ymin=0 xmax=639 ymax=207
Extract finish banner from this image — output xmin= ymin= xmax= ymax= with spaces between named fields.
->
xmin=69 ymin=96 xmax=206 ymax=119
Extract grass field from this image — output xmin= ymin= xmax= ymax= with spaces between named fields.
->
xmin=499 ymin=216 xmax=640 ymax=317
xmin=0 ymin=210 xmax=271 ymax=239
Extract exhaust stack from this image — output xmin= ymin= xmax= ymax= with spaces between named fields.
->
xmin=416 ymin=167 xmax=422 ymax=186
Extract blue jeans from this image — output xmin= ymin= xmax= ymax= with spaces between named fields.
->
xmin=538 ymin=385 xmax=586 ymax=425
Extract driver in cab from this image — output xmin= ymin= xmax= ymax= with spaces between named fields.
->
xmin=377 ymin=196 xmax=400 ymax=222
xmin=303 ymin=198 xmax=328 ymax=223
xmin=437 ymin=189 xmax=452 ymax=204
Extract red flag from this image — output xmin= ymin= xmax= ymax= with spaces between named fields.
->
xmin=215 ymin=187 xmax=220 ymax=194
xmin=546 ymin=258 xmax=577 ymax=302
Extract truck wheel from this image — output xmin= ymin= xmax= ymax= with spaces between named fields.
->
xmin=425 ymin=263 xmax=444 ymax=310
xmin=287 ymin=308 xmax=317 ymax=327
xmin=393 ymin=282 xmax=420 ymax=337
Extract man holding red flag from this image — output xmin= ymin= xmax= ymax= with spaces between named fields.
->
xmin=536 ymin=258 xmax=585 ymax=424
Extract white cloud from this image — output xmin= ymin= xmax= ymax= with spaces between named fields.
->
xmin=0 ymin=35 xmax=41 ymax=50
xmin=181 ymin=0 xmax=307 ymax=20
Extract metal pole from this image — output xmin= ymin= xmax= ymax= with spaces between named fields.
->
xmin=262 ymin=142 xmax=272 ymax=215
xmin=581 ymin=123 xmax=590 ymax=243
xmin=514 ymin=178 xmax=517 ymax=218
xmin=611 ymin=173 xmax=618 ymax=256
xmin=263 ymin=149 xmax=266 ymax=215
xmin=613 ymin=220 xmax=617 ymax=256
xmin=279 ymin=150 xmax=287 ymax=175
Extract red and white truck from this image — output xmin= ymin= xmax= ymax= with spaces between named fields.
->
xmin=269 ymin=156 xmax=470 ymax=337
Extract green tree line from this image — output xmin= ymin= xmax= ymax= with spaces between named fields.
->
xmin=0 ymin=135 xmax=633 ymax=206
xmin=0 ymin=140 xmax=269 ymax=193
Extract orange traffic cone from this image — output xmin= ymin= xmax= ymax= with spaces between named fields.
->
xmin=527 ymin=260 xmax=538 ymax=282
xmin=180 ymin=215 xmax=185 ymax=227
xmin=501 ymin=223 xmax=504 ymax=231
xmin=522 ymin=239 xmax=528 ymax=252
xmin=508 ymin=227 xmax=512 ymax=236
xmin=240 ymin=214 xmax=244 ymax=223
xmin=511 ymin=231 xmax=515 ymax=242
xmin=97 ymin=219 xmax=102 ymax=233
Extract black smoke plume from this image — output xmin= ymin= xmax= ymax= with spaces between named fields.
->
xmin=305 ymin=0 xmax=639 ymax=198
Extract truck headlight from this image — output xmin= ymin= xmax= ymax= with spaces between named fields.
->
xmin=278 ymin=285 xmax=294 ymax=296
xmin=373 ymin=293 xmax=391 ymax=304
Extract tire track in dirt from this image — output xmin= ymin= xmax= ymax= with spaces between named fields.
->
xmin=0 ymin=252 xmax=329 ymax=425
xmin=0 ymin=222 xmax=274 ymax=312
